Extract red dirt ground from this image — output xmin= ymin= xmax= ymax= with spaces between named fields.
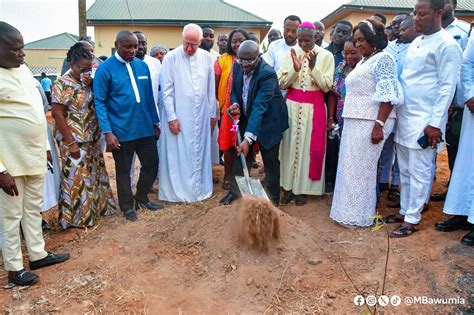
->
xmin=1 ymin=152 xmax=473 ymax=314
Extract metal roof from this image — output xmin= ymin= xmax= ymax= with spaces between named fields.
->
xmin=25 ymin=32 xmax=80 ymax=50
xmin=87 ymin=0 xmax=272 ymax=27
xmin=347 ymin=0 xmax=473 ymax=11
xmin=322 ymin=0 xmax=474 ymax=24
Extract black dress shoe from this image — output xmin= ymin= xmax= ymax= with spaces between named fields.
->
xmin=430 ymin=191 xmax=447 ymax=202
xmin=280 ymin=190 xmax=294 ymax=204
xmin=135 ymin=199 xmax=164 ymax=211
xmin=461 ymin=230 xmax=474 ymax=246
xmin=295 ymin=194 xmax=307 ymax=206
xmin=219 ymin=193 xmax=236 ymax=205
xmin=29 ymin=252 xmax=70 ymax=270
xmin=124 ymin=209 xmax=138 ymax=221
xmin=8 ymin=269 xmax=39 ymax=286
xmin=435 ymin=215 xmax=471 ymax=232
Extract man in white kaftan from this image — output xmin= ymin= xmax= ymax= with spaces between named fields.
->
xmin=262 ymin=15 xmax=301 ymax=74
xmin=438 ymin=33 xmax=474 ymax=246
xmin=159 ymin=24 xmax=217 ymax=202
xmin=390 ymin=0 xmax=462 ymax=238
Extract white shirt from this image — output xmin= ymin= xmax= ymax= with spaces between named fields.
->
xmin=395 ymin=29 xmax=463 ymax=151
xmin=262 ymin=38 xmax=295 ymax=74
xmin=210 ymin=49 xmax=220 ymax=61
xmin=143 ymin=54 xmax=162 ymax=112
xmin=384 ymin=40 xmax=410 ymax=79
xmin=115 ymin=51 xmax=140 ymax=103
xmin=445 ymin=17 xmax=470 ymax=51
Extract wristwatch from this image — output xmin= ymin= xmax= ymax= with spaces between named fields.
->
xmin=245 ymin=137 xmax=254 ymax=145
xmin=375 ymin=119 xmax=385 ymax=127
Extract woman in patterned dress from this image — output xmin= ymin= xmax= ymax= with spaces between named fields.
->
xmin=52 ymin=43 xmax=116 ymax=229
xmin=327 ymin=39 xmax=362 ymax=134
xmin=329 ymin=19 xmax=402 ymax=227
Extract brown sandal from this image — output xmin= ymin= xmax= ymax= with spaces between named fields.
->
xmin=390 ymin=225 xmax=418 ymax=238
xmin=382 ymin=214 xmax=404 ymax=224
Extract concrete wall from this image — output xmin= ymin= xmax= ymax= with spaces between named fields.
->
xmin=93 ymin=25 xmax=265 ymax=57
xmin=24 ymin=49 xmax=67 ymax=74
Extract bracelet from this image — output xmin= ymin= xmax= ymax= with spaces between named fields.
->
xmin=328 ymin=116 xmax=335 ymax=120
xmin=65 ymin=140 xmax=77 ymax=148
xmin=375 ymin=119 xmax=385 ymax=127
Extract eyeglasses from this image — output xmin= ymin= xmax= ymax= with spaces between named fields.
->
xmin=183 ymin=41 xmax=199 ymax=49
xmin=236 ymin=55 xmax=259 ymax=66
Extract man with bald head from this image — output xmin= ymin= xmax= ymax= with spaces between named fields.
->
xmin=220 ymin=41 xmax=288 ymax=206
xmin=0 ymin=22 xmax=69 ymax=286
xmin=94 ymin=30 xmax=163 ymax=221
xmin=159 ymin=24 xmax=217 ymax=202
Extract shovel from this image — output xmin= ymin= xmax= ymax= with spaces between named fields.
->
xmin=227 ymin=109 xmax=270 ymax=201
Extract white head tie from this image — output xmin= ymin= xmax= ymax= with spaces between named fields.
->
xmin=362 ymin=20 xmax=375 ymax=35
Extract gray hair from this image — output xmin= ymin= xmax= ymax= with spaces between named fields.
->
xmin=150 ymin=44 xmax=168 ymax=56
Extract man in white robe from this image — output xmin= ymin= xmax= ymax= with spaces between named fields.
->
xmin=389 ymin=0 xmax=463 ymax=237
xmin=159 ymin=24 xmax=217 ymax=202
xmin=437 ymin=33 xmax=474 ymax=246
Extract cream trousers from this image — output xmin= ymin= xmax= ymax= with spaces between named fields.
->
xmin=0 ymin=174 xmax=48 ymax=271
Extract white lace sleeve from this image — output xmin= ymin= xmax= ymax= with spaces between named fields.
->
xmin=372 ymin=53 xmax=403 ymax=105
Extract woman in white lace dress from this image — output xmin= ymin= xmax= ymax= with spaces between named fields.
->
xmin=330 ymin=19 xmax=403 ymax=227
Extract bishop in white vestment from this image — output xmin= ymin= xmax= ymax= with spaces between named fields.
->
xmin=159 ymin=24 xmax=217 ymax=202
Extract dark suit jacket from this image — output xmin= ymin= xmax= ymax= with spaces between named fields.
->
xmin=230 ymin=59 xmax=289 ymax=150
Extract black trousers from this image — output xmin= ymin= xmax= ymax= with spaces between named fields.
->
xmin=325 ymin=136 xmax=340 ymax=191
xmin=44 ymin=91 xmax=52 ymax=105
xmin=230 ymin=142 xmax=281 ymax=205
xmin=446 ymin=108 xmax=464 ymax=175
xmin=111 ymin=136 xmax=158 ymax=211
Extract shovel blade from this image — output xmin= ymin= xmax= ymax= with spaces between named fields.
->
xmin=235 ymin=176 xmax=270 ymax=201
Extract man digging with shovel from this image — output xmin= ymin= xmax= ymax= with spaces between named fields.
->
xmin=219 ymin=40 xmax=288 ymax=207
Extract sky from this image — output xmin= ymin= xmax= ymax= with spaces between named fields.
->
xmin=0 ymin=0 xmax=348 ymax=44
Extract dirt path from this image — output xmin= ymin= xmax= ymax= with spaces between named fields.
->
xmin=1 ymin=153 xmax=473 ymax=314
